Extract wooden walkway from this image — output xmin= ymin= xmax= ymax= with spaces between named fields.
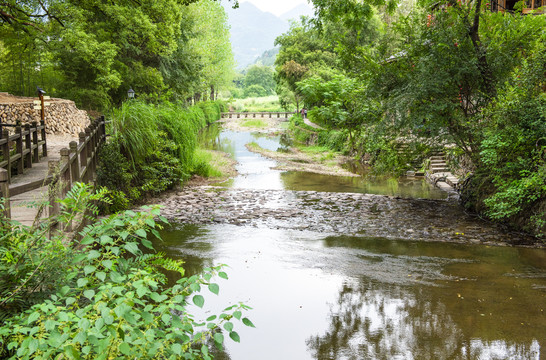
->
xmin=2 ymin=117 xmax=106 ymax=227
xmin=7 ymin=138 xmax=70 ymax=226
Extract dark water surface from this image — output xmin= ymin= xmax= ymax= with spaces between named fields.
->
xmin=156 ymin=127 xmax=546 ymax=359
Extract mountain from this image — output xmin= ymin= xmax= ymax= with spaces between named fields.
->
xmin=224 ymin=2 xmax=314 ymax=69
xmin=280 ymin=3 xmax=314 ymax=21
xmin=253 ymin=48 xmax=280 ymax=67
xmin=225 ymin=2 xmax=289 ymax=69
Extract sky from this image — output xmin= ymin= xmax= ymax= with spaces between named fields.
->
xmin=239 ymin=0 xmax=309 ymax=16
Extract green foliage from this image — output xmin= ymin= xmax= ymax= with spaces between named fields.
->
xmin=0 ymin=0 xmax=236 ymax=109
xmin=244 ymin=65 xmax=276 ymax=94
xmin=291 ymin=0 xmax=546 ymax=236
xmin=192 ymin=149 xmax=223 ymax=178
xmin=468 ymin=39 xmax=546 ymax=235
xmin=243 ymin=84 xmax=268 ymax=98
xmin=0 ymin=183 xmax=251 ymax=359
xmin=98 ymin=100 xmax=225 ymax=210
xmin=230 ymin=96 xmax=284 ymax=112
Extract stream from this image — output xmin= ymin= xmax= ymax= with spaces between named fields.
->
xmin=153 ymin=125 xmax=546 ymax=360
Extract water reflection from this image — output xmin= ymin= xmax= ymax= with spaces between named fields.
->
xmin=281 ymin=172 xmax=447 ymax=199
xmin=199 ymin=126 xmax=447 ymax=199
xmin=308 ymin=280 xmax=542 ymax=360
xmin=155 ymin=227 xmax=546 ymax=360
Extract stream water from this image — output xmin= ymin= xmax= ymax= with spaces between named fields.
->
xmin=154 ymin=125 xmax=546 ymax=360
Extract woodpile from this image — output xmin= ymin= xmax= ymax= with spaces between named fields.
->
xmin=0 ymin=93 xmax=90 ymax=135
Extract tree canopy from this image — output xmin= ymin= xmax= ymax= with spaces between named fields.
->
xmin=0 ymin=0 xmax=238 ymax=108
xmin=275 ymin=0 xmax=546 ymax=236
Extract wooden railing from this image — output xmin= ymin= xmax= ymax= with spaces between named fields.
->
xmin=220 ymin=112 xmax=293 ymax=119
xmin=0 ymin=116 xmax=107 ymax=220
xmin=0 ymin=121 xmax=47 ymax=183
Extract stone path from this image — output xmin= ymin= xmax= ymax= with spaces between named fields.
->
xmin=156 ymin=186 xmax=539 ymax=247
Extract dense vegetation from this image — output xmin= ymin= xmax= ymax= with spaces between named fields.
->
xmin=0 ymin=185 xmax=252 ymax=358
xmin=97 ymin=100 xmax=226 ymax=212
xmin=0 ymin=0 xmax=236 ymax=109
xmin=275 ymin=2 xmax=546 ymax=237
xmin=1 ymin=2 xmax=250 ymax=358
xmin=230 ymin=64 xmax=277 ymax=99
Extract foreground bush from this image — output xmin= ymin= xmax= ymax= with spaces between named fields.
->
xmin=0 ymin=184 xmax=252 ymax=359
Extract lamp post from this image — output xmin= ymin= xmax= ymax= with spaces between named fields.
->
xmin=36 ymin=87 xmax=46 ymax=122
xmin=127 ymin=88 xmax=135 ymax=100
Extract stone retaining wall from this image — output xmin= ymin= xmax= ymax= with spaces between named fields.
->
xmin=0 ymin=93 xmax=90 ymax=135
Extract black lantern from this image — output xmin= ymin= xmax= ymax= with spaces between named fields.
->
xmin=127 ymin=88 xmax=135 ymax=99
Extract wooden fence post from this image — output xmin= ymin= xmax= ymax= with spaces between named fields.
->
xmin=32 ymin=121 xmax=39 ymax=162
xmin=1 ymin=130 xmax=10 ymax=183
xmin=60 ymin=148 xmax=71 ymax=193
xmin=41 ymin=120 xmax=47 ymax=157
xmin=15 ymin=126 xmax=23 ymax=175
xmin=100 ymin=116 xmax=106 ymax=142
xmin=69 ymin=141 xmax=80 ymax=183
xmin=0 ymin=168 xmax=10 ymax=219
xmin=84 ymin=127 xmax=92 ymax=179
xmin=79 ymin=132 xmax=88 ymax=183
xmin=48 ymin=160 xmax=60 ymax=233
xmin=24 ymin=124 xmax=32 ymax=169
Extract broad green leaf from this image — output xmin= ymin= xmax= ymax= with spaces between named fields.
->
xmin=124 ymin=242 xmax=140 ymax=254
xmin=223 ymin=322 xmax=234 ymax=332
xmin=84 ymin=265 xmax=96 ymax=275
xmin=135 ymin=229 xmax=147 ymax=238
xmin=77 ymin=278 xmax=89 ymax=288
xmin=172 ymin=343 xmax=182 ymax=355
xmin=102 ymin=260 xmax=113 ymax=269
xmin=27 ymin=312 xmax=40 ymax=325
xmin=229 ymin=331 xmax=241 ymax=343
xmin=119 ymin=342 xmax=131 ymax=355
xmin=233 ymin=311 xmax=242 ymax=320
xmin=218 ymin=271 xmax=228 ymax=280
xmin=65 ymin=297 xmax=76 ymax=306
xmin=192 ymin=295 xmax=205 ymax=308
xmin=208 ymin=283 xmax=220 ymax=295
xmin=84 ymin=290 xmax=95 ymax=300
xmin=213 ymin=332 xmax=224 ymax=345
xmin=87 ymin=250 xmax=100 ymax=260
xmin=242 ymin=318 xmax=255 ymax=328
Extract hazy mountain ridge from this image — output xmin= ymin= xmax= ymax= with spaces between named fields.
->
xmin=224 ymin=2 xmax=313 ymax=69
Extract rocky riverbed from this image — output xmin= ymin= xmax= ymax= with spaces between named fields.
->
xmin=156 ymin=186 xmax=540 ymax=247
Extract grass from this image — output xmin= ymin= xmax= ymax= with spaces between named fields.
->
xmin=192 ymin=148 xmax=231 ymax=178
xmin=241 ymin=119 xmax=268 ymax=128
xmin=230 ymin=95 xmax=284 ymax=112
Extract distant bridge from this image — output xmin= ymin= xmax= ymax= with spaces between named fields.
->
xmin=220 ymin=112 xmax=293 ymax=120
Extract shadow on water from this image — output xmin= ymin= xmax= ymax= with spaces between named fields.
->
xmin=155 ymin=125 xmax=546 ymax=359
xmin=155 ymin=225 xmax=546 ymax=360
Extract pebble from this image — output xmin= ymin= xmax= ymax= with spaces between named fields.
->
xmin=154 ymin=187 xmax=537 ymax=247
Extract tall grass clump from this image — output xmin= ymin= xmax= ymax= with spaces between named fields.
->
xmin=98 ymin=100 xmax=225 ymax=212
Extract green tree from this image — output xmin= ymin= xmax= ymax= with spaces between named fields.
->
xmin=244 ymin=65 xmax=276 ymax=94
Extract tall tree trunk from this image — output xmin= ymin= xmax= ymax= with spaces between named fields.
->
xmin=210 ymin=85 xmax=215 ymax=101
xmin=468 ymin=0 xmax=495 ymax=97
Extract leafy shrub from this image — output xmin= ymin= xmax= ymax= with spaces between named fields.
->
xmin=0 ymin=184 xmax=252 ymax=358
